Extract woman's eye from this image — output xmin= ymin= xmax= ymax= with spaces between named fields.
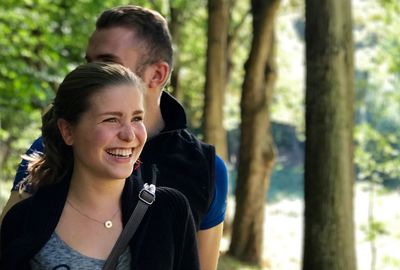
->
xmin=132 ymin=116 xmax=143 ymax=122
xmin=104 ymin=118 xmax=118 ymax=123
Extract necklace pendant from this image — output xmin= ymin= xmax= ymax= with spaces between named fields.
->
xmin=104 ymin=220 xmax=113 ymax=229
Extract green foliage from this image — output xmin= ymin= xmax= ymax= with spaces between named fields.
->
xmin=0 ymin=0 xmax=144 ymax=182
xmin=0 ymin=0 xmax=216 ymax=183
xmin=355 ymin=124 xmax=400 ymax=184
xmin=382 ymin=255 xmax=400 ymax=269
xmin=177 ymin=4 xmax=208 ymax=129
xmin=360 ymin=218 xmax=388 ymax=242
xmin=273 ymin=3 xmax=305 ymax=128
xmin=379 ymin=0 xmax=400 ymax=86
xmin=353 ymin=0 xmax=400 ymax=187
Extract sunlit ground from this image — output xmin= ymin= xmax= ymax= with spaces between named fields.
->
xmin=220 ymin=182 xmax=400 ymax=270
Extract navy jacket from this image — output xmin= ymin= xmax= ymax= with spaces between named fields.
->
xmin=138 ymin=91 xmax=215 ymax=229
xmin=0 ymin=173 xmax=200 ymax=270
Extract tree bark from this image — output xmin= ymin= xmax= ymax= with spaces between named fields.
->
xmin=228 ymin=0 xmax=279 ymax=265
xmin=203 ymin=0 xmax=229 ymax=161
xmin=303 ymin=0 xmax=356 ymax=269
xmin=169 ymin=6 xmax=183 ymax=101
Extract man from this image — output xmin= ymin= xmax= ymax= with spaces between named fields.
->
xmin=1 ymin=5 xmax=228 ymax=270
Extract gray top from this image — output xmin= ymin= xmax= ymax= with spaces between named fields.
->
xmin=30 ymin=232 xmax=131 ymax=270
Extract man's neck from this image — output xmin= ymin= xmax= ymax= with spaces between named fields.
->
xmin=145 ymin=109 xmax=165 ymax=138
xmin=144 ymin=91 xmax=165 ymax=138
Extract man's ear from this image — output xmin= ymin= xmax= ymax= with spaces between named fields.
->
xmin=146 ymin=61 xmax=170 ymax=89
xmin=57 ymin=119 xmax=74 ymax=145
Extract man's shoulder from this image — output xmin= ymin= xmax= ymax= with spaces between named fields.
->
xmin=176 ymin=129 xmax=215 ymax=150
xmin=145 ymin=128 xmax=215 ymax=162
xmin=154 ymin=187 xmax=191 ymax=215
xmin=158 ymin=91 xmax=215 ymax=155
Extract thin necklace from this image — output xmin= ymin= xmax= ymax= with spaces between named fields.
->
xmin=66 ymin=200 xmax=119 ymax=229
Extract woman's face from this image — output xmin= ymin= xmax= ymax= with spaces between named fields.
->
xmin=59 ymin=84 xmax=147 ymax=182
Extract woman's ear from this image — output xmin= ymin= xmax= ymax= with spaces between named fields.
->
xmin=145 ymin=61 xmax=170 ymax=89
xmin=57 ymin=119 xmax=74 ymax=145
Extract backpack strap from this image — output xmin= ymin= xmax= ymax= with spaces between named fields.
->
xmin=102 ymin=182 xmax=156 ymax=270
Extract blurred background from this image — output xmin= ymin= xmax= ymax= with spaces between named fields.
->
xmin=0 ymin=0 xmax=399 ymax=269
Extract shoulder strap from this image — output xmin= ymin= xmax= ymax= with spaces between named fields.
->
xmin=136 ymin=163 xmax=158 ymax=187
xmin=102 ymin=183 xmax=156 ymax=270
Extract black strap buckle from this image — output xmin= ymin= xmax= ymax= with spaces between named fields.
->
xmin=139 ymin=183 xmax=156 ymax=205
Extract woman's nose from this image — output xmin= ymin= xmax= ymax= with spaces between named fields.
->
xmin=119 ymin=123 xmax=135 ymax=142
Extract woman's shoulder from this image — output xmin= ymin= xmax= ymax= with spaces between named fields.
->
xmin=2 ymin=181 xmax=62 ymax=229
xmin=1 ymin=195 xmax=33 ymax=243
xmin=2 ymin=195 xmax=33 ymax=223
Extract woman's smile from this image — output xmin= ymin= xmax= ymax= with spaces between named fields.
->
xmin=105 ymin=148 xmax=134 ymax=158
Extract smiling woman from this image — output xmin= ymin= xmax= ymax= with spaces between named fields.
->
xmin=0 ymin=62 xmax=200 ymax=270
xmin=57 ymin=82 xmax=147 ymax=184
xmin=27 ymin=62 xmax=146 ymax=189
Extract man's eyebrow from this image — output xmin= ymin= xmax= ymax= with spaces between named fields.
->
xmin=85 ymin=54 xmax=120 ymax=63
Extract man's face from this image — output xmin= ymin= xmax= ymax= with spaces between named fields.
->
xmin=85 ymin=27 xmax=147 ymax=79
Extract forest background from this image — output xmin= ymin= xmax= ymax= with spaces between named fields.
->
xmin=0 ymin=0 xmax=399 ymax=269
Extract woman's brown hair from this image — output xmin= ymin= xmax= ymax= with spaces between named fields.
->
xmin=26 ymin=62 xmax=144 ymax=189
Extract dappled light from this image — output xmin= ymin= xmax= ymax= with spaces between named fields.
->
xmin=1 ymin=0 xmax=400 ymax=269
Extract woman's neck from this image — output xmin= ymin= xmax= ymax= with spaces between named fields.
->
xmin=67 ymin=171 xmax=125 ymax=211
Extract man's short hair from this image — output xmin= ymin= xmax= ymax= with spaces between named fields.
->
xmin=96 ymin=5 xmax=173 ymax=72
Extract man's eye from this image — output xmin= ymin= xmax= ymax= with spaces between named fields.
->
xmin=101 ymin=58 xmax=115 ymax=63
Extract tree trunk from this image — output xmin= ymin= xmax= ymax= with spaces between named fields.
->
xmin=303 ymin=0 xmax=356 ymax=269
xmin=228 ymin=0 xmax=279 ymax=265
xmin=203 ymin=0 xmax=229 ymax=161
xmin=169 ymin=6 xmax=183 ymax=101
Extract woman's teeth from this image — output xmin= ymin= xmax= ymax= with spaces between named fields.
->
xmin=106 ymin=148 xmax=132 ymax=157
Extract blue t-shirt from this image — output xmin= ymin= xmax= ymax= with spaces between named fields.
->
xmin=12 ymin=137 xmax=228 ymax=230
xmin=199 ymin=155 xmax=228 ymax=229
